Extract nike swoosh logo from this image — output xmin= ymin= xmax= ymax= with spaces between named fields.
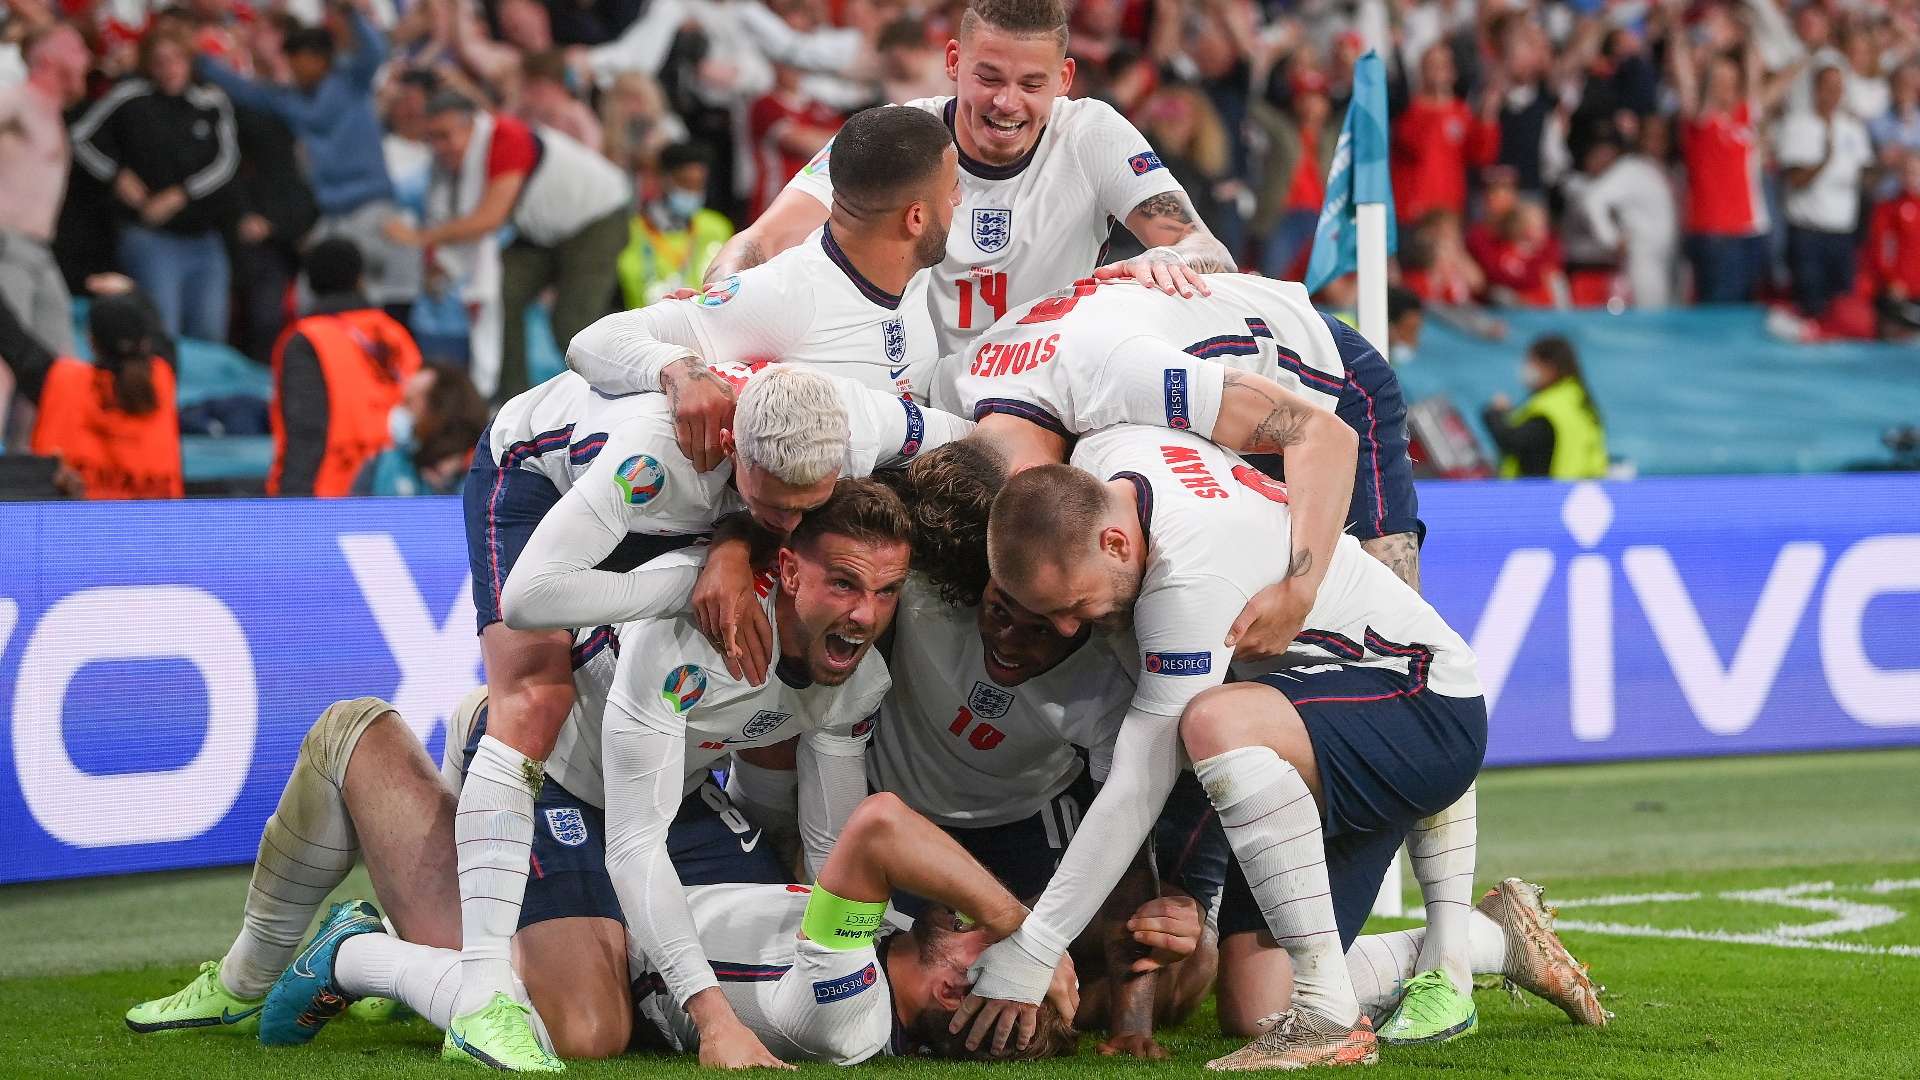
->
xmin=222 ymin=1005 xmax=264 ymax=1024
xmin=739 ymin=830 xmax=763 ymax=854
xmin=889 ymin=365 xmax=910 ymax=378
xmin=290 ymin=916 xmax=367 ymax=979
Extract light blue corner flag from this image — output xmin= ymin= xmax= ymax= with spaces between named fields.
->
xmin=1304 ymin=50 xmax=1397 ymax=295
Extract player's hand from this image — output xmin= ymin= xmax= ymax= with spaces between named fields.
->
xmin=1225 ymin=578 xmax=1316 ymax=663
xmin=951 ymin=995 xmax=1038 ymax=1057
xmin=659 ymin=286 xmax=701 ymax=301
xmin=662 ymin=356 xmax=737 ymax=472
xmin=1094 ymin=250 xmax=1212 ymax=298
xmin=1046 ymin=951 xmax=1080 ymax=1025
xmin=1097 ymin=1032 xmax=1170 ymax=1059
xmin=697 ymin=1018 xmax=793 ymax=1070
xmin=693 ymin=539 xmax=771 ymax=685
xmin=1125 ymin=894 xmax=1202 ymax=972
xmin=141 ymin=187 xmax=188 ymax=227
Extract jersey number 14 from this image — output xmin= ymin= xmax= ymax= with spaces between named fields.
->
xmin=955 ymin=273 xmax=1009 ymax=329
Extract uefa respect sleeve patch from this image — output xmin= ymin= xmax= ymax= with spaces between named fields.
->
xmin=1143 ymin=651 xmax=1212 ymax=676
xmin=812 ymin=963 xmax=878 ymax=1004
xmin=1164 ymin=369 xmax=1190 ymax=430
xmin=1128 ymin=150 xmax=1165 ymax=175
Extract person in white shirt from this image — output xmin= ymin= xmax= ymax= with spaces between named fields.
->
xmin=699 ymin=0 xmax=1233 ymax=366
xmin=1572 ymin=131 xmax=1679 ymax=310
xmin=1777 ymin=64 xmax=1875 ymax=317
xmin=385 ymin=92 xmax=631 ymax=402
xmin=961 ymin=427 xmax=1487 ymax=1070
xmin=452 ymin=363 xmax=960 ymax=1066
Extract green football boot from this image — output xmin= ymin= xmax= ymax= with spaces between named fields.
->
xmin=1377 ymin=969 xmax=1478 ymax=1045
xmin=348 ymin=996 xmax=414 ymax=1023
xmin=125 ymin=960 xmax=265 ymax=1034
xmin=442 ymin=993 xmax=564 ymax=1072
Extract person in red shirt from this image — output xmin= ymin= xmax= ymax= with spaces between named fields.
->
xmin=1256 ymin=66 xmax=1339 ymax=279
xmin=1669 ymin=35 xmax=1782 ymax=302
xmin=1868 ymin=154 xmax=1920 ymax=338
xmin=1391 ymin=42 xmax=1500 ymax=226
xmin=1401 ymin=208 xmax=1485 ymax=306
xmin=746 ymin=61 xmax=844 ymax=223
xmin=1468 ymin=200 xmax=1567 ymax=308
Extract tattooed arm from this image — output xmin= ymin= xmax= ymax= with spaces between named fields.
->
xmin=1094 ymin=189 xmax=1237 ymax=297
xmin=703 ymin=186 xmax=830 ymax=283
xmin=1361 ymin=531 xmax=1422 ymax=592
xmin=1209 ymin=368 xmax=1358 ymax=659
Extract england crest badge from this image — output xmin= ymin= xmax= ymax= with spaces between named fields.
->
xmin=883 ymin=318 xmax=906 ymax=366
xmin=742 ymin=710 xmax=791 ymax=741
xmin=968 ymin=681 xmax=1015 ymax=719
xmin=971 ymin=208 xmax=1012 ymax=253
xmin=544 ymin=807 xmax=589 ymax=847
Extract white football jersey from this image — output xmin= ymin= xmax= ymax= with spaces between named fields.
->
xmin=1067 ymin=425 xmax=1481 ymax=715
xmin=603 ymin=561 xmax=890 ymax=784
xmin=496 ymin=363 xmax=970 ymax=630
xmin=631 ymin=883 xmax=898 ymax=1064
xmin=943 ymin=275 xmax=1346 ymax=433
xmin=869 ymin=576 xmax=1136 ymax=828
xmin=785 ymin=96 xmax=1187 ymax=359
xmin=569 ymin=226 xmax=937 ymax=399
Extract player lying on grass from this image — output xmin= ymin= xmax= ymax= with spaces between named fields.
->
xmin=890 ymin=446 xmax=1604 ymax=1053
xmin=124 ymin=481 xmax=917 ymax=1071
xmin=958 ymin=427 xmax=1488 ymax=1070
xmin=704 ymin=0 xmax=1234 ymax=359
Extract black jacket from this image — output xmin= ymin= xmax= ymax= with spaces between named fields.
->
xmin=70 ymin=78 xmax=242 ymax=235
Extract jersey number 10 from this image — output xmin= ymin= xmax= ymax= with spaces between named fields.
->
xmin=955 ymin=273 xmax=1009 ymax=329
xmin=948 ymin=706 xmax=1006 ymax=750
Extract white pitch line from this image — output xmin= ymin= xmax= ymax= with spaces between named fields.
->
xmin=1553 ymin=918 xmax=1920 ymax=958
xmin=1863 ymin=879 xmax=1920 ymax=894
xmin=1553 ymin=890 xmax=1702 ymax=909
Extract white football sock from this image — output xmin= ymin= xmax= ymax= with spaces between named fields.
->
xmin=336 ymin=934 xmax=462 ymax=1029
xmin=1343 ymin=909 xmax=1512 ymax=1019
xmin=220 ymin=698 xmax=388 ymax=1000
xmin=453 ymin=734 xmax=540 ymax=1017
xmin=1406 ymin=784 xmax=1477 ymax=994
xmin=1195 ymin=747 xmax=1359 ymax=1026
xmin=1345 ymin=930 xmax=1421 ymax=1020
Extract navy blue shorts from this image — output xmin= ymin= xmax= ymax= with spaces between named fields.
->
xmin=1214 ymin=665 xmax=1486 ymax=946
xmin=1241 ymin=315 xmax=1423 ymax=545
xmin=463 ymin=704 xmax=790 ymax=928
xmin=1154 ymin=770 xmax=1229 ymax=916
xmin=895 ymin=768 xmax=1100 ymax=917
xmin=463 ymin=424 xmax=701 ymax=634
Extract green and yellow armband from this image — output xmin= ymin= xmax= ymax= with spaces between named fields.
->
xmin=802 ymin=884 xmax=889 ymax=950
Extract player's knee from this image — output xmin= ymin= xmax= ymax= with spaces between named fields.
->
xmin=1178 ymin=684 xmax=1267 ymax=761
xmin=842 ymin=791 xmax=911 ymax=846
xmin=543 ymin=999 xmax=631 ymax=1060
xmin=302 ymin=697 xmax=399 ymax=789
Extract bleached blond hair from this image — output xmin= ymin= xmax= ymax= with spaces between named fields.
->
xmin=734 ymin=366 xmax=849 ymax=486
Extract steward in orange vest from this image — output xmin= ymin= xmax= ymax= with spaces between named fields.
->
xmin=270 ymin=238 xmax=423 ymax=496
xmin=28 ymin=294 xmax=183 ymax=500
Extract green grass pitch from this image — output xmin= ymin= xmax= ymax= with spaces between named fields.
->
xmin=3 ymin=748 xmax=1917 ymax=1079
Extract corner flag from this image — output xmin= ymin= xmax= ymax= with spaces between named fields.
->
xmin=1304 ymin=50 xmax=1397 ymax=296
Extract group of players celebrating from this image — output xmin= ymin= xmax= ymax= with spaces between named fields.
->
xmin=124 ymin=0 xmax=1608 ymax=1071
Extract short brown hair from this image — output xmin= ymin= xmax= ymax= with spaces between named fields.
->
xmin=986 ymin=463 xmax=1108 ymax=593
xmin=789 ymin=477 xmax=913 ymax=556
xmin=960 ymin=0 xmax=1069 ymax=50
xmin=900 ymin=440 xmax=1007 ymax=608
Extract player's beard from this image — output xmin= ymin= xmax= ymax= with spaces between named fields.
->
xmin=913 ymin=215 xmax=949 ymax=270
xmin=1094 ymin=562 xmax=1141 ymax=632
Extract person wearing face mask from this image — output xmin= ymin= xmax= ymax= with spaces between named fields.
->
xmin=269 ymin=237 xmax=423 ymax=497
xmin=1482 ymin=334 xmax=1607 ymax=480
xmin=354 ymin=362 xmax=490 ymax=497
xmin=616 ymin=142 xmax=736 ymax=309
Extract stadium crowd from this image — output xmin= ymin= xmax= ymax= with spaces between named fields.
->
xmin=0 ymin=0 xmax=1916 ymax=500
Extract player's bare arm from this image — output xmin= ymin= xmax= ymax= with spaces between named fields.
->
xmin=692 ymin=513 xmax=781 ymax=685
xmin=1361 ymin=531 xmax=1422 ymax=592
xmin=1095 ymin=189 xmax=1235 ymax=297
xmin=1212 ymin=368 xmax=1358 ymax=659
xmin=705 ymin=188 xmax=830 ymax=283
xmin=1092 ymin=844 xmax=1170 ymax=1059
